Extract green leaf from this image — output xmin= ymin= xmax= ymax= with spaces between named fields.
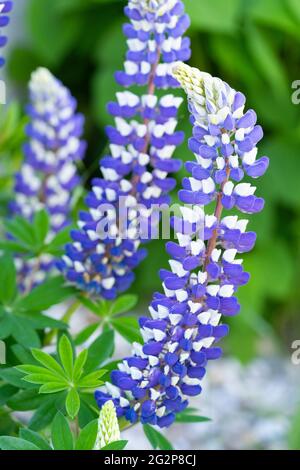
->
xmin=73 ymin=349 xmax=88 ymax=381
xmin=110 ymin=316 xmax=143 ymax=344
xmin=85 ymin=329 xmax=115 ymax=373
xmin=184 ymin=0 xmax=241 ymax=33
xmin=175 ymin=410 xmax=211 ymax=423
xmin=143 ymin=425 xmax=173 ymax=450
xmin=100 ymin=360 xmax=120 ymax=382
xmin=78 ymin=369 xmax=105 ymax=388
xmin=17 ymin=364 xmax=58 ymax=375
xmin=78 ymin=394 xmax=99 ymax=429
xmin=289 ymin=402 xmax=300 ymax=449
xmin=11 ymin=316 xmax=41 ymax=348
xmin=39 ymin=382 xmax=69 ymax=394
xmin=66 ymin=388 xmax=80 ymax=419
xmin=0 ymin=436 xmax=40 ymax=450
xmin=51 ymin=412 xmax=73 ymax=450
xmin=79 ymin=296 xmax=106 ymax=316
xmin=0 ymin=384 xmax=18 ymax=406
xmin=0 ymin=368 xmax=36 ymax=389
xmin=10 ymin=344 xmax=36 ymax=365
xmin=245 ymin=24 xmax=288 ymax=97
xmin=0 ymin=314 xmax=12 ymax=340
xmin=26 ymin=313 xmax=68 ymax=331
xmin=74 ymin=323 xmax=100 ymax=346
xmin=31 ymin=348 xmax=66 ymax=378
xmin=19 ymin=429 xmax=52 ymax=451
xmin=33 ymin=209 xmax=50 ymax=246
xmin=16 ymin=276 xmax=74 ymax=312
xmin=28 ymin=0 xmax=82 ymax=66
xmin=29 ymin=394 xmax=65 ymax=431
xmin=4 ymin=216 xmax=36 ymax=248
xmin=110 ymin=294 xmax=138 ymax=316
xmin=22 ymin=372 xmax=64 ymax=385
xmin=101 ymin=440 xmax=128 ymax=450
xmin=75 ymin=419 xmax=98 ymax=450
xmin=58 ymin=335 xmax=74 ymax=379
xmin=7 ymin=389 xmax=45 ymax=411
xmin=44 ymin=226 xmax=72 ymax=255
xmin=0 ymin=254 xmax=17 ymax=305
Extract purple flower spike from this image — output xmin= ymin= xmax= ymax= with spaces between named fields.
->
xmin=95 ymin=63 xmax=269 ymax=428
xmin=59 ymin=0 xmax=191 ymax=298
xmin=0 ymin=1 xmax=13 ymax=68
xmin=11 ymin=68 xmax=85 ymax=290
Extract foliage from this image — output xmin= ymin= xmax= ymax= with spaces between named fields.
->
xmin=0 ymin=0 xmax=297 ymax=451
xmin=6 ymin=0 xmax=299 ymax=363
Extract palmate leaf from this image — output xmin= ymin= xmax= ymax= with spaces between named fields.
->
xmin=33 ymin=209 xmax=50 ymax=246
xmin=7 ymin=389 xmax=47 ymax=411
xmin=43 ymin=226 xmax=73 ymax=256
xmin=74 ymin=323 xmax=99 ymax=346
xmin=84 ymin=329 xmax=115 ymax=373
xmin=143 ymin=424 xmax=173 ymax=451
xmin=0 ymin=436 xmax=40 ymax=451
xmin=175 ymin=408 xmax=211 ymax=423
xmin=39 ymin=383 xmax=69 ymax=394
xmin=25 ymin=313 xmax=68 ymax=330
xmin=101 ymin=440 xmax=128 ymax=451
xmin=110 ymin=316 xmax=143 ymax=344
xmin=78 ymin=370 xmax=106 ymax=388
xmin=75 ymin=419 xmax=98 ymax=450
xmin=10 ymin=316 xmax=41 ymax=348
xmin=78 ymin=395 xmax=99 ymax=429
xmin=0 ymin=254 xmax=17 ymax=305
xmin=73 ymin=349 xmax=88 ymax=381
xmin=19 ymin=429 xmax=52 ymax=451
xmin=4 ymin=216 xmax=36 ymax=248
xmin=66 ymin=388 xmax=80 ymax=419
xmin=109 ymin=294 xmax=138 ymax=316
xmin=15 ymin=276 xmax=75 ymax=312
xmin=21 ymin=372 xmax=66 ymax=385
xmin=0 ymin=368 xmax=37 ymax=389
xmin=0 ymin=314 xmax=12 ymax=340
xmin=58 ymin=334 xmax=74 ymax=379
xmin=0 ymin=384 xmax=18 ymax=407
xmin=29 ymin=393 xmax=66 ymax=431
xmin=17 ymin=364 xmax=59 ymax=375
xmin=0 ymin=240 xmax=29 ymax=253
xmin=51 ymin=412 xmax=73 ymax=450
xmin=78 ymin=296 xmax=107 ymax=317
xmin=31 ymin=348 xmax=66 ymax=378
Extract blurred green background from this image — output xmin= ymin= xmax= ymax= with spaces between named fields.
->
xmin=3 ymin=0 xmax=300 ymax=362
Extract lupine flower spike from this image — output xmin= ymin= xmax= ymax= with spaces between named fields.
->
xmin=95 ymin=63 xmax=269 ymax=428
xmin=11 ymin=68 xmax=85 ymax=290
xmin=94 ymin=400 xmax=121 ymax=450
xmin=59 ymin=0 xmax=191 ymax=299
xmin=0 ymin=1 xmax=13 ymax=68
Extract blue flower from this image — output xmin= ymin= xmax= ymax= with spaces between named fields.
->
xmin=59 ymin=0 xmax=191 ymax=299
xmin=95 ymin=63 xmax=269 ymax=428
xmin=10 ymin=68 xmax=85 ymax=290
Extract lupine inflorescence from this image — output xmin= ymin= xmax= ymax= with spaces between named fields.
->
xmin=58 ymin=0 xmax=191 ymax=300
xmin=11 ymin=68 xmax=85 ymax=289
xmin=95 ymin=62 xmax=269 ymax=428
xmin=0 ymin=1 xmax=13 ymax=68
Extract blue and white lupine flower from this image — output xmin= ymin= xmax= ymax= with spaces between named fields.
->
xmin=0 ymin=1 xmax=13 ymax=68
xmin=58 ymin=0 xmax=191 ymax=300
xmin=11 ymin=68 xmax=85 ymax=289
xmin=95 ymin=63 xmax=269 ymax=428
